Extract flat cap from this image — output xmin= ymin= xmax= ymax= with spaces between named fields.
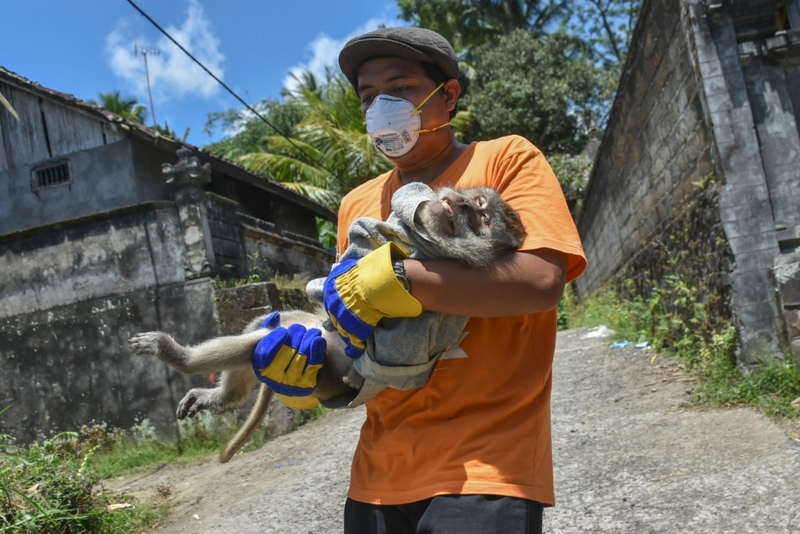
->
xmin=339 ymin=27 xmax=458 ymax=89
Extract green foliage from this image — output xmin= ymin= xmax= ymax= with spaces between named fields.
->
xmin=154 ymin=121 xmax=190 ymax=142
xmin=548 ymin=153 xmax=592 ymax=219
xmin=204 ymin=99 xmax=305 ymax=160
xmin=569 ymin=0 xmax=641 ymax=66
xmin=85 ymin=414 xmax=261 ymax=480
xmin=90 ymin=90 xmax=146 ymax=124
xmin=563 ymin=282 xmax=651 ymax=343
xmin=568 ymin=0 xmax=642 ymax=110
xmin=317 ymin=218 xmax=337 ymax=250
xmin=565 ymin=278 xmax=800 ymax=419
xmin=572 ymin=0 xmax=642 ymax=123
xmin=694 ymin=354 xmax=800 ymax=418
xmin=397 ymin=0 xmax=569 ymax=51
xmin=291 ymin=405 xmax=330 ymax=431
xmin=463 ymin=30 xmax=603 ymax=153
xmin=0 ymin=422 xmax=160 ymax=534
xmin=398 ymin=0 xmax=642 ymax=133
xmin=237 ymin=74 xmax=394 ymax=209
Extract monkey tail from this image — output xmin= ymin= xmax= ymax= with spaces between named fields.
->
xmin=219 ymin=384 xmax=274 ymax=463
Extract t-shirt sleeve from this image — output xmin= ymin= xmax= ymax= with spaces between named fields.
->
xmin=491 ymin=139 xmax=587 ymax=283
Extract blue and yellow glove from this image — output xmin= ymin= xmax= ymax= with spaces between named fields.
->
xmin=252 ymin=312 xmax=326 ymax=410
xmin=323 ymin=243 xmax=422 ymax=358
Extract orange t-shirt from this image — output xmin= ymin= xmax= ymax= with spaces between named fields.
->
xmin=337 ymin=135 xmax=587 ymax=506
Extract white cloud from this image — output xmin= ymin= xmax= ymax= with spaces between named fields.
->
xmin=106 ymin=0 xmax=224 ymax=106
xmin=283 ymin=16 xmax=400 ymax=94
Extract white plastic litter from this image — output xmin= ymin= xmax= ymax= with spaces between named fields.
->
xmin=581 ymin=325 xmax=616 ymax=339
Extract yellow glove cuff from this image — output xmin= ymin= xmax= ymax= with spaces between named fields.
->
xmin=276 ymin=393 xmax=320 ymax=410
xmin=359 ymin=243 xmax=422 ymax=318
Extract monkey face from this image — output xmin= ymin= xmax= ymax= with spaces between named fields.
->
xmin=432 ymin=188 xmax=488 ymax=238
xmin=415 ymin=187 xmax=527 ymax=267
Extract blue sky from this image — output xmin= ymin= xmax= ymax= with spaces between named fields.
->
xmin=2 ymin=0 xmax=403 ymax=146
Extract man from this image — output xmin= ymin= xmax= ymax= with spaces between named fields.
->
xmin=253 ymin=27 xmax=586 ymax=533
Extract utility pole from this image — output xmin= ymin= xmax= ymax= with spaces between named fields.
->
xmin=134 ymin=44 xmax=160 ymax=127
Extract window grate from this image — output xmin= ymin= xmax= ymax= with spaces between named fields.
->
xmin=32 ymin=161 xmax=72 ymax=191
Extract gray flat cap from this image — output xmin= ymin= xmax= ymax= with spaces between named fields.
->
xmin=339 ymin=27 xmax=458 ymax=89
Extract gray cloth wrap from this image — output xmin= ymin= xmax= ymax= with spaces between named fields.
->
xmin=309 ymin=182 xmax=468 ymax=408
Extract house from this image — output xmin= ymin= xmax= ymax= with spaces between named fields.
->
xmin=574 ymin=0 xmax=800 ymax=366
xmin=0 ymin=67 xmax=336 ymax=443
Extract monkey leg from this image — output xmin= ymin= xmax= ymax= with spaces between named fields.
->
xmin=128 ymin=330 xmax=266 ymax=375
xmin=176 ymin=367 xmax=259 ymax=419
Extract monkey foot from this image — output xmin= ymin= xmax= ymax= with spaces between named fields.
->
xmin=128 ymin=332 xmax=167 ymax=356
xmin=176 ymin=388 xmax=217 ymax=420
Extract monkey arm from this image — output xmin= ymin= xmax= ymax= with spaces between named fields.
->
xmin=403 ymin=248 xmax=567 ymax=318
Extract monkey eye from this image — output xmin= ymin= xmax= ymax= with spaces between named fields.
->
xmin=480 ymin=212 xmax=491 ymax=225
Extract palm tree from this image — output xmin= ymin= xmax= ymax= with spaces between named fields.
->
xmin=154 ymin=121 xmax=191 ymax=142
xmin=238 ymin=74 xmax=394 ymax=208
xmin=90 ymin=90 xmax=146 ymax=124
xmin=238 ymin=71 xmax=475 ymax=208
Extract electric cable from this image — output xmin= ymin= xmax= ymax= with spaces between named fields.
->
xmin=124 ymin=0 xmax=348 ymax=189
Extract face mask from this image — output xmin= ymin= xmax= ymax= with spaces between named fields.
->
xmin=365 ymin=83 xmax=449 ymax=157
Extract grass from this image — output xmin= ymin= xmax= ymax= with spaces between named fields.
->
xmin=1 ymin=404 xmax=328 ymax=533
xmin=562 ymin=281 xmax=800 ymax=419
xmin=0 ymin=424 xmax=163 ymax=533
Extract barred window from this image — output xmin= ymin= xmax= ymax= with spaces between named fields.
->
xmin=31 ymin=160 xmax=72 ymax=191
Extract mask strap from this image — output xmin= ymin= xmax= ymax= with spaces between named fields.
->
xmin=410 ymin=83 xmax=446 ymax=116
xmin=416 ymin=122 xmax=451 ymax=134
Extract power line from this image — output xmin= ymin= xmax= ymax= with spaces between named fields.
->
xmin=124 ymin=0 xmax=347 ymax=189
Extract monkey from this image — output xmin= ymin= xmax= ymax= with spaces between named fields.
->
xmin=129 ymin=310 xmax=356 ymax=463
xmin=129 ymin=183 xmax=527 ymax=463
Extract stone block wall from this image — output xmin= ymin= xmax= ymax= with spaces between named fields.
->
xmin=207 ymin=192 xmax=247 ymax=278
xmin=576 ymin=0 xmax=715 ymax=298
xmin=611 ymin=182 xmax=735 ymax=350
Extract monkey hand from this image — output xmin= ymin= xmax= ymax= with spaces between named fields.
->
xmin=252 ymin=323 xmax=325 ymax=410
xmin=323 ymin=242 xmax=422 ymax=358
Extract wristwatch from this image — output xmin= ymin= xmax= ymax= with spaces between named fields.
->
xmin=393 ymin=259 xmax=411 ymax=293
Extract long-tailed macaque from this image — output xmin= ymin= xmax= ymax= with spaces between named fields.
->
xmin=129 ymin=186 xmax=527 ymax=463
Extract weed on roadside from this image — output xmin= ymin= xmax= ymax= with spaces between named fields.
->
xmin=564 ymin=280 xmax=800 ymax=419
xmin=0 ymin=410 xmax=162 ymax=534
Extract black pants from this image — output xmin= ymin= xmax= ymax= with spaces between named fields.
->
xmin=344 ymin=494 xmax=544 ymax=534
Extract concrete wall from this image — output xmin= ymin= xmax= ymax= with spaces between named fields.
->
xmin=0 ymin=198 xmax=333 ymax=444
xmin=0 ymin=203 xmax=220 ymax=443
xmin=576 ymin=0 xmax=800 ymax=363
xmin=686 ymin=0 xmax=790 ymax=359
xmin=0 ymin=140 xmax=142 ymax=235
xmin=0 ymin=202 xmax=184 ymax=318
xmin=206 ymin=192 xmax=334 ymax=281
xmin=576 ymin=0 xmax=714 ymax=297
xmin=0 ymin=280 xmax=219 ymax=445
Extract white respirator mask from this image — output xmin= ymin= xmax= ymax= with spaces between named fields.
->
xmin=365 ymin=83 xmax=449 ymax=157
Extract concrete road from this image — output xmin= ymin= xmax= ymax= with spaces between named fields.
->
xmin=108 ymin=327 xmax=800 ymax=533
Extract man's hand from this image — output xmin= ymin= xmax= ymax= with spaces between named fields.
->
xmin=324 ymin=242 xmax=423 ymax=358
xmin=253 ymin=317 xmax=326 ymax=410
